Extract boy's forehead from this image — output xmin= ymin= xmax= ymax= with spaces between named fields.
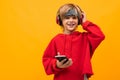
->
xmin=64 ymin=9 xmax=78 ymax=17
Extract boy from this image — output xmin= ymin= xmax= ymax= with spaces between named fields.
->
xmin=42 ymin=3 xmax=105 ymax=80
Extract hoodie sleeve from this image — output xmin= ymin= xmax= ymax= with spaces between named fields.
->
xmin=42 ymin=38 xmax=63 ymax=75
xmin=82 ymin=21 xmax=105 ymax=57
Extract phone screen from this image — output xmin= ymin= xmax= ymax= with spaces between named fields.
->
xmin=55 ymin=55 xmax=68 ymax=64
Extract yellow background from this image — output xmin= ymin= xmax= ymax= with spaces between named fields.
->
xmin=0 ymin=0 xmax=120 ymax=80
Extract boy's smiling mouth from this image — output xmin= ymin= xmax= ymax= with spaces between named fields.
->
xmin=67 ymin=22 xmax=76 ymax=27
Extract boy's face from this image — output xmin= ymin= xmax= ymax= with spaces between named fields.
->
xmin=62 ymin=15 xmax=78 ymax=33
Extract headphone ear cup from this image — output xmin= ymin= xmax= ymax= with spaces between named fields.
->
xmin=79 ymin=17 xmax=82 ymax=25
xmin=79 ymin=14 xmax=84 ymax=25
xmin=56 ymin=15 xmax=62 ymax=26
xmin=56 ymin=16 xmax=59 ymax=24
xmin=78 ymin=17 xmax=80 ymax=25
xmin=78 ymin=16 xmax=82 ymax=25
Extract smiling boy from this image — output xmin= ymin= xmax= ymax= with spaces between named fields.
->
xmin=42 ymin=3 xmax=105 ymax=80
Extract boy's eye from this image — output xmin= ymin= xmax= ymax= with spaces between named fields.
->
xmin=64 ymin=16 xmax=77 ymax=19
xmin=64 ymin=16 xmax=70 ymax=19
xmin=72 ymin=16 xmax=77 ymax=19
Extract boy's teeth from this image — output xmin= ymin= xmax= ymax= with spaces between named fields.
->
xmin=68 ymin=24 xmax=74 ymax=26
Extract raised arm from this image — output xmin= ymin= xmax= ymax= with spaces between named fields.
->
xmin=81 ymin=12 xmax=105 ymax=57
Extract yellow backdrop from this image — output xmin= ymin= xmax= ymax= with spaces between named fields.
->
xmin=0 ymin=0 xmax=120 ymax=80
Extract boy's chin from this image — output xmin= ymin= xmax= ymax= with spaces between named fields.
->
xmin=68 ymin=27 xmax=76 ymax=31
xmin=68 ymin=29 xmax=76 ymax=32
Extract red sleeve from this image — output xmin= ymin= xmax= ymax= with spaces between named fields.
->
xmin=82 ymin=21 xmax=105 ymax=57
xmin=42 ymin=39 xmax=64 ymax=75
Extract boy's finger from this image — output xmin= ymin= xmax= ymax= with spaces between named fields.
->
xmin=63 ymin=59 xmax=71 ymax=65
xmin=59 ymin=59 xmax=67 ymax=64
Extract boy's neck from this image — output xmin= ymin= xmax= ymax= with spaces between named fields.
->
xmin=63 ymin=30 xmax=74 ymax=35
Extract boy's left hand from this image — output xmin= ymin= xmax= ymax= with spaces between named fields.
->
xmin=56 ymin=58 xmax=73 ymax=68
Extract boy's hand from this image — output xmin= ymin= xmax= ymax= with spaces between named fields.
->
xmin=56 ymin=58 xmax=73 ymax=68
xmin=81 ymin=12 xmax=87 ymax=23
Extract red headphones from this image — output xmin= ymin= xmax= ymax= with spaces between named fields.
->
xmin=56 ymin=15 xmax=62 ymax=26
xmin=56 ymin=4 xmax=83 ymax=26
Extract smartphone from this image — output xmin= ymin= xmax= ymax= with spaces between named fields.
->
xmin=55 ymin=55 xmax=68 ymax=64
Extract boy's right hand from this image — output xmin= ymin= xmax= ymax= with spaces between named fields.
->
xmin=56 ymin=58 xmax=73 ymax=68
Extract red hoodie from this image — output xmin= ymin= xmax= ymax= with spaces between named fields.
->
xmin=42 ymin=21 xmax=105 ymax=80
